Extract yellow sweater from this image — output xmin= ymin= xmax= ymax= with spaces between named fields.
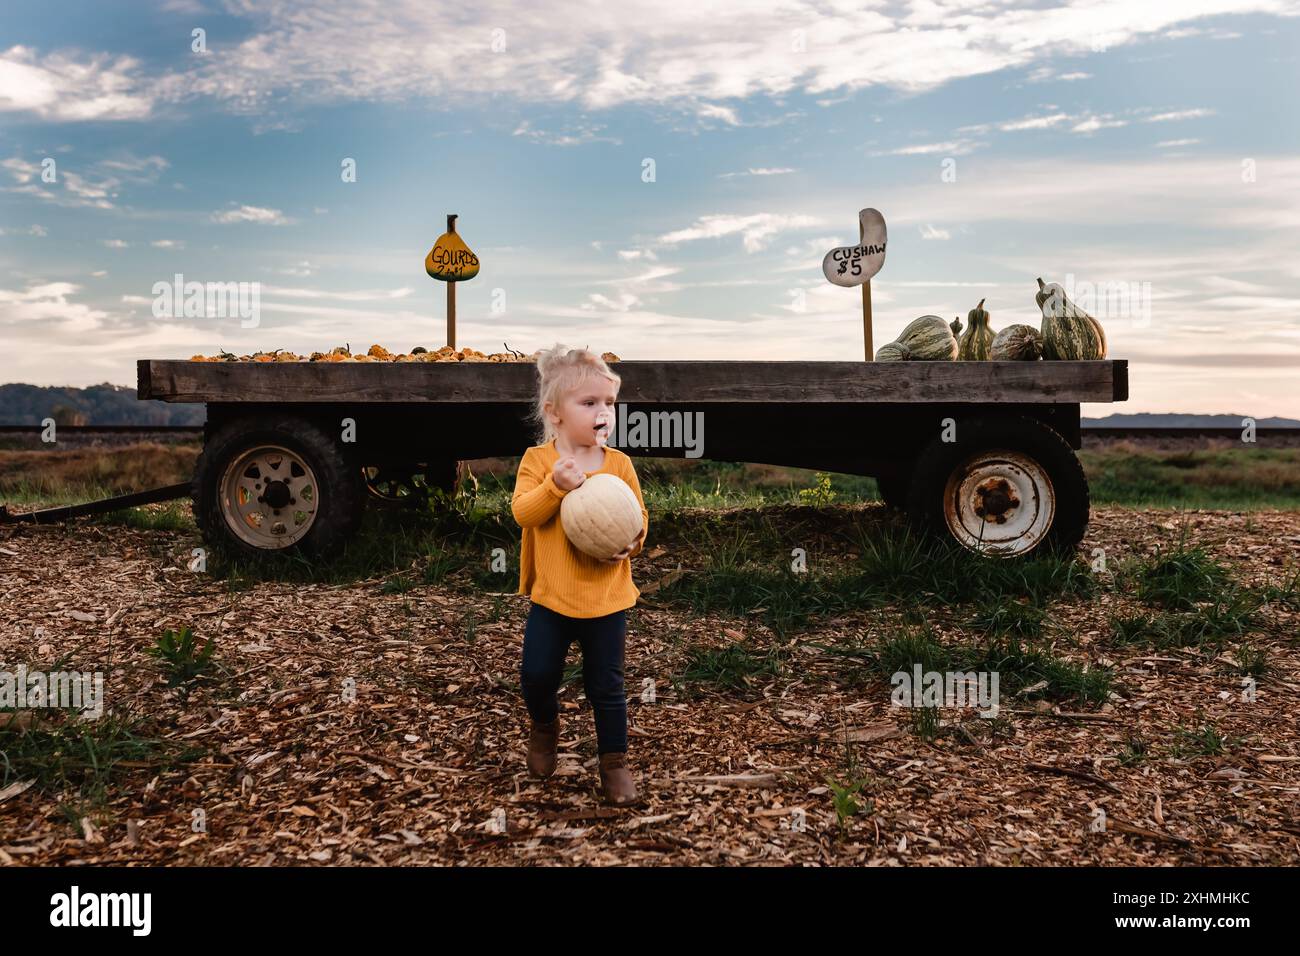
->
xmin=511 ymin=438 xmax=649 ymax=618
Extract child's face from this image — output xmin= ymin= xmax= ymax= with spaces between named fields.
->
xmin=547 ymin=376 xmax=617 ymax=449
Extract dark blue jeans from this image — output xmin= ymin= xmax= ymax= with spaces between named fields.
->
xmin=520 ymin=602 xmax=628 ymax=755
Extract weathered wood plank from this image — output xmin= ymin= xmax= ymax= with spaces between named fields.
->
xmin=137 ymin=359 xmax=1127 ymax=404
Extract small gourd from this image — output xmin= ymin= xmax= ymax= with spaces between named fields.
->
xmin=990 ymin=324 xmax=1043 ymax=360
xmin=1036 ymin=278 xmax=1107 ymax=360
xmin=957 ymin=298 xmax=995 ymax=361
xmin=873 ymin=315 xmax=958 ymax=362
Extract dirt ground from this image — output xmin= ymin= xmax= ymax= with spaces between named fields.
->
xmin=1 ymin=506 xmax=1298 ymax=866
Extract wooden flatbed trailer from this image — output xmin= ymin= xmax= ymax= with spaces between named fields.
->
xmin=137 ymin=358 xmax=1128 ymax=559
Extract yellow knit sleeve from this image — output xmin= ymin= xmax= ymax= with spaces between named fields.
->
xmin=620 ymin=455 xmax=649 ymax=557
xmin=511 ymin=448 xmax=567 ymax=528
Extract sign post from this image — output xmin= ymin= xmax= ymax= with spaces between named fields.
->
xmin=822 ymin=208 xmax=887 ymax=360
xmin=425 ymin=214 xmax=480 ymax=350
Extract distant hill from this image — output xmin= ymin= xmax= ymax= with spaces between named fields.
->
xmin=0 ymin=383 xmax=205 ymax=426
xmin=1083 ymin=413 xmax=1300 ymax=428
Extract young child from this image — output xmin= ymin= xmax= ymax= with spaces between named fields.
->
xmin=510 ymin=344 xmax=648 ymax=806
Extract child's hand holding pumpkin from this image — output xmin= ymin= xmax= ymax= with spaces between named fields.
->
xmin=599 ymin=527 xmax=645 ymax=565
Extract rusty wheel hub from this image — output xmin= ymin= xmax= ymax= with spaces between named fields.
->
xmin=943 ymin=451 xmax=1055 ymax=557
xmin=973 ymin=477 xmax=1021 ymax=524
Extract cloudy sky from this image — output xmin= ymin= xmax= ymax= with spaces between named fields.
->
xmin=2 ymin=0 xmax=1298 ymax=418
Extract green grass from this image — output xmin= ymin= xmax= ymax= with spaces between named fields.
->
xmin=1080 ymin=445 xmax=1300 ymax=510
xmin=0 ymin=710 xmax=205 ymax=809
xmin=677 ymin=641 xmax=785 ymax=696
xmin=651 ymin=523 xmax=1095 ymax=636
xmin=1117 ymin=734 xmax=1150 ymax=767
xmin=1108 ymin=593 xmax=1262 ymax=652
xmin=869 ymin=626 xmax=1112 ymax=707
xmin=1128 ymin=543 xmax=1235 ymax=610
xmin=1170 ymin=720 xmax=1242 ymax=758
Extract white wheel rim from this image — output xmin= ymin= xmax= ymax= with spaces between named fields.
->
xmin=943 ymin=450 xmax=1054 ymax=557
xmin=219 ymin=444 xmax=319 ymax=549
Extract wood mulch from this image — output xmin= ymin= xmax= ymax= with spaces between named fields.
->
xmin=1 ymin=506 xmax=1297 ymax=866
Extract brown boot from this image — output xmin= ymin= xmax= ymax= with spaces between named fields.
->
xmin=526 ymin=715 xmax=560 ymax=778
xmin=598 ymin=751 xmax=639 ymax=806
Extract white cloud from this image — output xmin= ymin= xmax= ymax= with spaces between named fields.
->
xmin=0 ymin=151 xmax=168 ymax=210
xmin=101 ymin=239 xmax=130 ymax=249
xmin=0 ymin=45 xmax=154 ymax=121
xmin=1072 ymin=114 xmax=1128 ymax=134
xmin=151 ymin=239 xmax=184 ymax=249
xmin=871 ymin=138 xmax=985 ymax=156
xmin=512 ymin=120 xmax=620 ymax=146
xmin=0 ymin=281 xmax=109 ymax=334
xmin=1146 ymin=108 xmax=1216 ymax=122
xmin=658 ymin=213 xmax=823 ymax=253
xmin=719 ymin=167 xmax=798 ymax=178
xmin=883 ymin=155 xmax=1300 ymax=232
xmin=919 ymin=224 xmax=950 ymax=240
xmin=1156 ymin=138 xmax=1201 ymax=147
xmin=6 ymin=2 xmax=1286 ymax=128
xmin=211 ymin=204 xmax=290 ymax=225
xmin=583 ymin=292 xmax=641 ymax=312
xmin=261 ymin=285 xmax=413 ymax=301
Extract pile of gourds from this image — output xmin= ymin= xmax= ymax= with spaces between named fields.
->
xmin=873 ymin=278 xmax=1107 ymax=362
xmin=188 ymin=345 xmax=621 ymax=363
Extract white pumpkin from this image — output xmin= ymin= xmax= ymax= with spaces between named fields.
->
xmin=560 ymin=473 xmax=642 ymax=559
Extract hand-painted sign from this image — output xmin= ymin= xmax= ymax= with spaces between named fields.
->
xmin=822 ymin=208 xmax=887 ymax=288
xmin=425 ymin=229 xmax=480 ymax=281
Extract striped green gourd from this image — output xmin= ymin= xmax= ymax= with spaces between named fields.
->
xmin=1036 ymin=278 xmax=1107 ymax=360
xmin=957 ymin=298 xmax=995 ymax=361
xmin=874 ymin=315 xmax=958 ymax=362
xmin=990 ymin=324 xmax=1043 ymax=360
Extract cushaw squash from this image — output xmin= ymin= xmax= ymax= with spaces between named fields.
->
xmin=990 ymin=324 xmax=1043 ymax=360
xmin=957 ymin=298 xmax=995 ymax=361
xmin=1036 ymin=277 xmax=1107 ymax=360
xmin=874 ymin=315 xmax=958 ymax=362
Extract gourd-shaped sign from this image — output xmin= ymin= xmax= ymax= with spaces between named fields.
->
xmin=822 ymin=208 xmax=886 ymax=287
xmin=425 ymin=229 xmax=480 ymax=282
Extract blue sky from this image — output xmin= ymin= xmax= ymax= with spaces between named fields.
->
xmin=2 ymin=0 xmax=1298 ymax=418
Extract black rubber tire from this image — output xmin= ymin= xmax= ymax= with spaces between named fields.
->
xmin=905 ymin=415 xmax=1089 ymax=557
xmin=875 ymin=473 xmax=911 ymax=511
xmin=193 ymin=414 xmax=365 ymax=558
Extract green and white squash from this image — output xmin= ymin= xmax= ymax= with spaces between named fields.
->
xmin=874 ymin=315 xmax=958 ymax=362
xmin=990 ymin=323 xmax=1043 ymax=360
xmin=1036 ymin=277 xmax=1107 ymax=360
xmin=957 ymin=298 xmax=995 ymax=361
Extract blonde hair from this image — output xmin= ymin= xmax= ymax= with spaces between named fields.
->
xmin=527 ymin=343 xmax=621 ymax=445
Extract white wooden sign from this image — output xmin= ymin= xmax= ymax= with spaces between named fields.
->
xmin=822 ymin=208 xmax=887 ymax=287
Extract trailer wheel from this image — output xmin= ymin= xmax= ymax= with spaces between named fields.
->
xmin=906 ymin=416 xmax=1089 ymax=558
xmin=194 ymin=415 xmax=364 ymax=557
